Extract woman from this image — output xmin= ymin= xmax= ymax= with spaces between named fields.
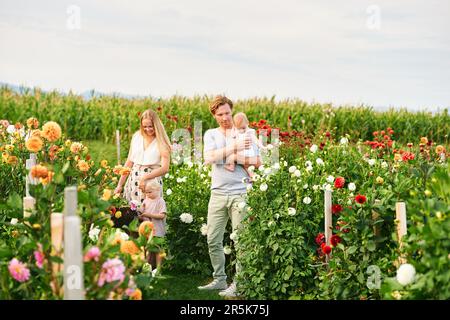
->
xmin=114 ymin=109 xmax=171 ymax=203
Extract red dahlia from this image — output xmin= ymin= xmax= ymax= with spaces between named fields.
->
xmin=315 ymin=233 xmax=325 ymax=246
xmin=321 ymin=245 xmax=332 ymax=255
xmin=332 ymin=204 xmax=343 ymax=215
xmin=355 ymin=194 xmax=367 ymax=204
xmin=330 ymin=234 xmax=342 ymax=247
xmin=334 ymin=177 xmax=345 ymax=189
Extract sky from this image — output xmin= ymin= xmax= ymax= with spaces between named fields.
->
xmin=0 ymin=0 xmax=449 ymax=111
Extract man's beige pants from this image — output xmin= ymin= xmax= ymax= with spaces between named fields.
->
xmin=207 ymin=190 xmax=246 ymax=282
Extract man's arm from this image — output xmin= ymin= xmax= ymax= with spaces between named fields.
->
xmin=203 ymin=130 xmax=252 ymax=165
xmin=204 ymin=143 xmax=236 ymax=164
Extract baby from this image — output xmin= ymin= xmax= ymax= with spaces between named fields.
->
xmin=138 ymin=179 xmax=167 ymax=269
xmin=224 ymin=112 xmax=265 ymax=176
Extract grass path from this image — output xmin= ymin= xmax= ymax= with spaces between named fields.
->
xmin=146 ymin=271 xmax=225 ymax=300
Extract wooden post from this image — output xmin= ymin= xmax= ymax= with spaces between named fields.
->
xmin=50 ymin=212 xmax=64 ymax=297
xmin=116 ymin=130 xmax=121 ymax=165
xmin=324 ymin=189 xmax=332 ymax=262
xmin=63 ymin=186 xmax=85 ymax=300
xmin=24 ymin=154 xmax=37 ymax=218
xmin=395 ymin=202 xmax=407 ymax=264
xmin=23 ymin=196 xmax=35 ymax=218
xmin=372 ymin=199 xmax=382 ymax=237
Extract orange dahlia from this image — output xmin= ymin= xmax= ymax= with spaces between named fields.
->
xmin=25 ymin=136 xmax=44 ymax=153
xmin=41 ymin=121 xmax=61 ymax=142
xmin=138 ymin=221 xmax=154 ymax=238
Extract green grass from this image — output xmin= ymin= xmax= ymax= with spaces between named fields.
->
xmin=84 ymin=140 xmax=129 ymax=166
xmin=144 ymin=271 xmax=226 ymax=300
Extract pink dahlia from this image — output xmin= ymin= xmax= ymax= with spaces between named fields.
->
xmin=8 ymin=258 xmax=30 ymax=282
xmin=97 ymin=258 xmax=125 ymax=287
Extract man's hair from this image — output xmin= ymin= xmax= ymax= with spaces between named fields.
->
xmin=209 ymin=95 xmax=233 ymax=115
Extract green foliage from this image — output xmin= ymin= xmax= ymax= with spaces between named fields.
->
xmin=381 ymin=164 xmax=450 ymax=300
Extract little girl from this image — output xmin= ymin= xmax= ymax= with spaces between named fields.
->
xmin=224 ymin=112 xmax=265 ymax=176
xmin=138 ymin=179 xmax=167 ymax=270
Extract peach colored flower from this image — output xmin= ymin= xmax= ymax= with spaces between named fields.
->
xmin=129 ymin=288 xmax=142 ymax=300
xmin=435 ymin=145 xmax=445 ymax=155
xmin=0 ymin=120 xmax=10 ymax=128
xmin=26 ymin=117 xmax=39 ymax=129
xmin=112 ymin=165 xmax=123 ymax=175
xmin=48 ymin=145 xmax=60 ymax=160
xmin=70 ymin=142 xmax=84 ymax=154
xmin=100 ymin=160 xmax=108 ymax=168
xmin=7 ymin=155 xmax=18 ymax=165
xmin=77 ymin=160 xmax=90 ymax=172
xmin=2 ymin=152 xmax=9 ymax=163
xmin=30 ymin=129 xmax=42 ymax=138
xmin=41 ymin=121 xmax=61 ymax=142
xmin=119 ymin=167 xmax=131 ymax=176
xmin=31 ymin=165 xmax=49 ymax=179
xmin=420 ymin=137 xmax=428 ymax=144
xmin=138 ymin=221 xmax=154 ymax=238
xmin=120 ymin=240 xmax=140 ymax=255
xmin=40 ymin=171 xmax=54 ymax=185
xmin=26 ymin=136 xmax=44 ymax=153
xmin=102 ymin=189 xmax=112 ymax=201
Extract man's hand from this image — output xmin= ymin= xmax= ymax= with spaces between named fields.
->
xmin=234 ymin=136 xmax=252 ymax=151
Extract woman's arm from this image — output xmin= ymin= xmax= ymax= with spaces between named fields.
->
xmin=115 ymin=159 xmax=134 ymax=192
xmin=138 ymin=148 xmax=170 ymax=190
xmin=114 ymin=140 xmax=135 ymax=194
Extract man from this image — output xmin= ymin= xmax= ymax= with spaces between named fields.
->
xmin=198 ymin=95 xmax=260 ymax=297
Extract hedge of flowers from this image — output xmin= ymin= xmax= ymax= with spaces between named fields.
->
xmin=234 ymin=130 xmax=448 ymax=299
xmin=0 ymin=119 xmax=163 ymax=299
xmin=1 ymin=117 xmax=449 ymax=300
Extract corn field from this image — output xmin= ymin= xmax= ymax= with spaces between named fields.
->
xmin=1 ymin=87 xmax=449 ymax=145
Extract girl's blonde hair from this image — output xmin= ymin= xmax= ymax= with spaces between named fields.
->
xmin=139 ymin=109 xmax=172 ymax=154
xmin=143 ymin=179 xmax=161 ymax=192
xmin=233 ymin=112 xmax=249 ymax=128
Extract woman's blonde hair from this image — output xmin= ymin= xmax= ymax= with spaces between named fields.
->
xmin=139 ymin=109 xmax=171 ymax=154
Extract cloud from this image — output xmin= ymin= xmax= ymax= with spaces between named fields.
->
xmin=0 ymin=0 xmax=449 ymax=110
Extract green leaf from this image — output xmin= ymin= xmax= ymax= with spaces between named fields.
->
xmin=284 ymin=265 xmax=293 ymax=281
xmin=62 ymin=161 xmax=70 ymax=174
xmin=367 ymin=241 xmax=376 ymax=252
xmin=272 ymin=243 xmax=279 ymax=252
xmin=347 ymin=246 xmax=357 ymax=254
xmin=0 ymin=247 xmax=12 ymax=259
xmin=7 ymin=193 xmax=22 ymax=210
xmin=135 ymin=274 xmax=152 ymax=288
